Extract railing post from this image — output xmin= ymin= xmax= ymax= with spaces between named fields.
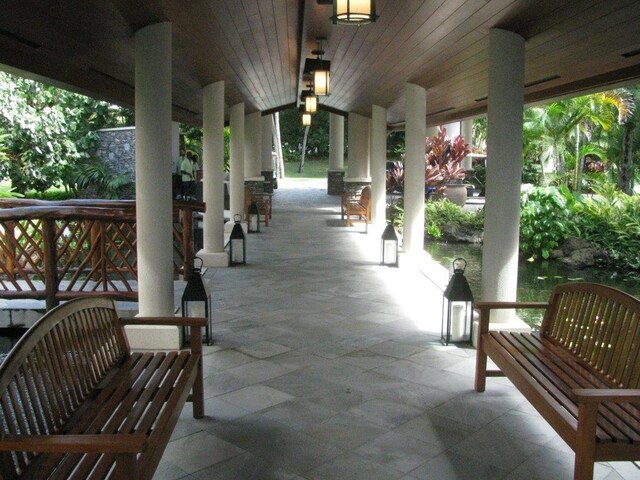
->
xmin=42 ymin=218 xmax=58 ymax=310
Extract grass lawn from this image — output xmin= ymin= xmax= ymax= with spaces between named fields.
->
xmin=283 ymin=158 xmax=331 ymax=178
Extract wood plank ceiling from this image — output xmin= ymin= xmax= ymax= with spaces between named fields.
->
xmin=0 ymin=0 xmax=639 ymax=127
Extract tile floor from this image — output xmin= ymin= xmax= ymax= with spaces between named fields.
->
xmin=155 ymin=179 xmax=639 ymax=480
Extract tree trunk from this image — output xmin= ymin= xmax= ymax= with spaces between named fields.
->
xmin=298 ymin=125 xmax=309 ymax=174
xmin=618 ymin=121 xmax=634 ymax=195
xmin=272 ymin=112 xmax=285 ymax=179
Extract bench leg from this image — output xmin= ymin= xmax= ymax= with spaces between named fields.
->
xmin=474 ymin=308 xmax=490 ymax=392
xmin=191 ymin=327 xmax=205 ymax=419
xmin=574 ymin=403 xmax=597 ymax=480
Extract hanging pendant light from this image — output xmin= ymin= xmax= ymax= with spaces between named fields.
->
xmin=331 ymin=0 xmax=378 ymax=26
xmin=312 ymin=39 xmax=331 ymax=96
xmin=305 ymin=94 xmax=318 ymax=113
xmin=302 ymin=112 xmax=312 ymax=126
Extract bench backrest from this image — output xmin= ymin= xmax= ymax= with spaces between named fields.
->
xmin=0 ymin=297 xmax=129 ymax=478
xmin=360 ymin=186 xmax=371 ymax=205
xmin=541 ymin=282 xmax=640 ymax=388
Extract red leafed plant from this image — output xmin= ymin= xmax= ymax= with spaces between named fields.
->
xmin=425 ymin=127 xmax=470 ymax=194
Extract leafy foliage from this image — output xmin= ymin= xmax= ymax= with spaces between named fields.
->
xmin=424 ymin=127 xmax=469 ymax=193
xmin=72 ymin=160 xmax=131 ymax=199
xmin=424 ymin=199 xmax=483 ymax=239
xmin=519 ymin=186 xmax=575 ymax=260
xmin=0 ymin=72 xmax=133 ymax=193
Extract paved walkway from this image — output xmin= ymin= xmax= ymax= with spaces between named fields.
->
xmin=156 ymin=179 xmax=636 ymax=480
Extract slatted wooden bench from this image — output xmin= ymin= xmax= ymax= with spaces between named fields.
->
xmin=475 ymin=282 xmax=640 ymax=480
xmin=342 ymin=185 xmax=371 ymax=228
xmin=0 ymin=297 xmax=206 ymax=480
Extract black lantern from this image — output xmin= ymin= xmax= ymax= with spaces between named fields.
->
xmin=380 ymin=223 xmax=399 ymax=267
xmin=441 ymin=258 xmax=474 ymax=345
xmin=181 ymin=257 xmax=212 ymax=345
xmin=331 ymin=0 xmax=379 ymax=25
xmin=229 ymin=214 xmax=246 ymax=265
xmin=248 ymin=200 xmax=260 ymax=233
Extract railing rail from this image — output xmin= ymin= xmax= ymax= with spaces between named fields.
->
xmin=0 ymin=199 xmax=205 ymax=310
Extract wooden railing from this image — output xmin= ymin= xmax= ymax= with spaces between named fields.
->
xmin=0 ymin=199 xmax=205 ymax=310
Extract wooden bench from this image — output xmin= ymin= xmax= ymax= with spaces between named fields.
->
xmin=342 ymin=186 xmax=372 ymax=228
xmin=475 ymin=283 xmax=640 ymax=480
xmin=0 ymin=297 xmax=206 ymax=480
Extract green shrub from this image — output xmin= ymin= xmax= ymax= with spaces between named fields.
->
xmin=424 ymin=199 xmax=483 ymax=239
xmin=572 ymin=182 xmax=640 ymax=271
xmin=25 ymin=189 xmax=74 ymax=201
xmin=519 ymin=186 xmax=575 ymax=260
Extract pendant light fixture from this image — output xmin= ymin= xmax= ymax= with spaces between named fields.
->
xmin=305 ymin=94 xmax=318 ymax=113
xmin=331 ymin=0 xmax=378 ymax=26
xmin=302 ymin=112 xmax=312 ymax=126
xmin=312 ymin=38 xmax=330 ymax=96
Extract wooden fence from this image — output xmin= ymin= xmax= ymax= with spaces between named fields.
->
xmin=0 ymin=199 xmax=205 ymax=310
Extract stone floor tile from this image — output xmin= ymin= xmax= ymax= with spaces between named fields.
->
xmin=216 ymin=385 xmax=294 ymax=413
xmin=303 ymin=411 xmax=389 ymax=450
xmin=238 ymin=340 xmax=292 ymax=359
xmin=161 ymin=431 xmax=245 ymax=473
xmin=304 ymin=453 xmax=404 ymax=480
xmin=408 ymin=451 xmax=510 ymax=480
xmin=191 ymin=452 xmax=300 ymax=480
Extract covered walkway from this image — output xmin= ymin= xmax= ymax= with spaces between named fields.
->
xmin=157 ymin=180 xmax=635 ymax=480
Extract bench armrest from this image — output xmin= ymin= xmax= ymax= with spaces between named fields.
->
xmin=475 ymin=301 xmax=550 ymax=333
xmin=573 ymin=389 xmax=640 ymax=405
xmin=119 ymin=316 xmax=207 ymax=328
xmin=0 ymin=433 xmax=147 ymax=454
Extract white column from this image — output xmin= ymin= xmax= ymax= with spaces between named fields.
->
xmin=461 ymin=119 xmax=474 ymax=170
xmin=329 ymin=114 xmax=345 ymax=170
xmin=261 ymin=114 xmax=273 ymax=171
xmin=171 ymin=122 xmax=180 ymax=176
xmin=244 ymin=111 xmax=262 ymax=179
xmin=132 ymin=22 xmax=176 ymax=348
xmin=403 ymin=83 xmax=427 ymax=255
xmin=346 ymin=112 xmax=370 ymax=179
xmin=198 ymin=81 xmax=228 ymax=268
xmin=371 ymin=105 xmax=387 ymax=228
xmin=481 ymin=29 xmax=525 ymax=323
xmin=229 ymin=103 xmax=245 ymax=219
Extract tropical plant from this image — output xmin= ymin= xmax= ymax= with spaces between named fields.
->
xmin=424 ymin=127 xmax=469 ymax=194
xmin=519 ymin=186 xmax=576 ymax=260
xmin=424 ymin=199 xmax=483 ymax=239
xmin=386 ymin=161 xmax=404 ymax=193
xmin=72 ymin=159 xmax=130 ymax=199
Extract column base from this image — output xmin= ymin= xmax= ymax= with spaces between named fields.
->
xmin=125 ymin=324 xmax=181 ymax=351
xmin=197 ymin=249 xmax=229 ymax=268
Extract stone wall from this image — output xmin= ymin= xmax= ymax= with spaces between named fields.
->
xmin=96 ymin=127 xmax=136 ymax=198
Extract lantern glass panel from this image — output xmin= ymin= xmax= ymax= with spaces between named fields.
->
xmin=302 ymin=113 xmax=312 ymax=126
xmin=333 ymin=0 xmax=377 ymax=24
xmin=231 ymin=238 xmax=245 ymax=264
xmin=382 ymin=240 xmax=398 ymax=265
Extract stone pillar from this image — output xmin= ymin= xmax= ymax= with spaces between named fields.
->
xmin=132 ymin=22 xmax=176 ymax=348
xmin=461 ymin=119 xmax=474 ymax=171
xmin=198 ymin=81 xmax=228 ymax=268
xmin=328 ymin=113 xmax=345 ymax=195
xmin=347 ymin=112 xmax=371 ymax=180
xmin=229 ymin=103 xmax=245 ymax=219
xmin=403 ymin=83 xmax=427 ymax=256
xmin=371 ymin=105 xmax=387 ymax=228
xmin=481 ymin=29 xmax=525 ymax=324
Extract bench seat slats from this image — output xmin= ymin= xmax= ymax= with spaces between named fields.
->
xmin=477 ymin=283 xmax=640 ymax=480
xmin=0 ymin=298 xmax=205 ymax=480
xmin=492 ymin=331 xmax=640 ymax=443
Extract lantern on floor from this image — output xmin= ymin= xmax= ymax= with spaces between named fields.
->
xmin=380 ymin=223 xmax=399 ymax=267
xmin=229 ymin=214 xmax=246 ymax=265
xmin=248 ymin=200 xmax=260 ymax=233
xmin=441 ymin=258 xmax=474 ymax=345
xmin=181 ymin=256 xmax=212 ymax=345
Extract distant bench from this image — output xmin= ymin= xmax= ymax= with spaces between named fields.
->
xmin=0 ymin=297 xmax=205 ymax=480
xmin=475 ymin=283 xmax=640 ymax=480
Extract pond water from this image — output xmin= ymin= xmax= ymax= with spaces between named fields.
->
xmin=426 ymin=242 xmax=640 ymax=329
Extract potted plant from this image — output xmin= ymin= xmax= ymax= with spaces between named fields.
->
xmin=425 ymin=128 xmax=470 ymax=206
